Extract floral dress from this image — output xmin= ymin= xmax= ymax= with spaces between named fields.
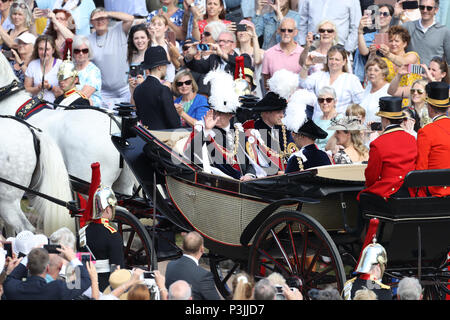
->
xmin=76 ymin=62 xmax=102 ymax=107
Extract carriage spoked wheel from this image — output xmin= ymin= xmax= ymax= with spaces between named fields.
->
xmin=248 ymin=211 xmax=346 ymax=299
xmin=421 ymin=254 xmax=450 ymax=300
xmin=208 ymin=253 xmax=242 ymax=299
xmin=112 ymin=206 xmax=157 ymax=271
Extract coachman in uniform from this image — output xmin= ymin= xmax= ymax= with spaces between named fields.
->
xmin=342 ymin=240 xmax=392 ymax=300
xmin=357 ymin=97 xmax=417 ymax=201
xmin=85 ymin=185 xmax=124 ymax=291
xmin=414 ymin=82 xmax=450 ymax=197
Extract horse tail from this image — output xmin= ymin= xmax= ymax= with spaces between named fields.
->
xmin=28 ymin=130 xmax=75 ymax=236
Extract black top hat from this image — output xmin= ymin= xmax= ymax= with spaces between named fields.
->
xmin=141 ymin=46 xmax=170 ymax=70
xmin=376 ymin=96 xmax=406 ymax=119
xmin=250 ymin=92 xmax=287 ymax=112
xmin=297 ymin=119 xmax=328 ymax=140
xmin=425 ymin=81 xmax=450 ymax=108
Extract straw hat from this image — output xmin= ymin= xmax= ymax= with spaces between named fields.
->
xmin=103 ymin=269 xmax=133 ymax=300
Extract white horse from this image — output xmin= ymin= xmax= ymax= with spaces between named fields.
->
xmin=0 ymin=117 xmax=74 ymax=236
xmin=0 ymin=53 xmax=136 ymax=235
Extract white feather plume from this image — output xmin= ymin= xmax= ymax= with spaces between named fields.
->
xmin=282 ymin=89 xmax=316 ymax=132
xmin=267 ymin=69 xmax=300 ymax=100
xmin=203 ymin=69 xmax=240 ymax=113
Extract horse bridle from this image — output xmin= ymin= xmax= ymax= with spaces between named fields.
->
xmin=0 ymin=80 xmax=25 ymax=102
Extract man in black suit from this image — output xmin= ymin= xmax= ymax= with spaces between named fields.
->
xmin=3 ymin=246 xmax=91 ymax=300
xmin=133 ymin=46 xmax=180 ymax=130
xmin=165 ymin=231 xmax=220 ymax=300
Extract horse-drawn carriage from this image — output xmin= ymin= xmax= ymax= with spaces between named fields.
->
xmin=100 ymin=106 xmax=449 ymax=300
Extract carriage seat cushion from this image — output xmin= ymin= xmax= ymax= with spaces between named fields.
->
xmin=149 ymin=130 xmax=191 ymax=155
xmin=359 ymin=192 xmax=450 ymax=220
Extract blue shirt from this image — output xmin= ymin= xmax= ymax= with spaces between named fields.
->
xmin=353 ymin=32 xmax=376 ymax=82
xmin=174 ymin=94 xmax=209 ymax=125
xmin=147 ymin=8 xmax=184 ymax=27
xmin=254 ymin=10 xmax=302 ymax=50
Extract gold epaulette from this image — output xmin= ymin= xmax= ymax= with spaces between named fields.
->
xmin=101 ymin=218 xmax=117 ymax=233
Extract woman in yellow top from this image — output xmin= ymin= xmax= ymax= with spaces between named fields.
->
xmin=368 ymin=25 xmax=421 ymax=107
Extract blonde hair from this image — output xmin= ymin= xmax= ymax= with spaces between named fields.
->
xmin=314 ymin=20 xmax=338 ymax=47
xmin=345 ymin=104 xmax=368 ymax=159
xmin=127 ymin=283 xmax=150 ymax=300
xmin=232 ymin=272 xmax=254 ymax=300
xmin=345 ymin=104 xmax=366 ymax=121
xmin=172 ymin=69 xmax=199 ymax=96
xmin=353 ymin=288 xmax=378 ymax=300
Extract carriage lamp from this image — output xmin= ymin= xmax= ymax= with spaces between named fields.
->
xmin=113 ymin=102 xmax=138 ymax=141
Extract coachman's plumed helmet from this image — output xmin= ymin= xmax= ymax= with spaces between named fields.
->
xmin=92 ymin=185 xmax=117 ymax=220
xmin=57 ymin=38 xmax=77 ymax=81
xmin=355 ymin=239 xmax=388 ymax=277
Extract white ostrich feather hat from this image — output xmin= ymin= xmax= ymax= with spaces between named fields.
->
xmin=267 ymin=69 xmax=300 ymax=100
xmin=204 ymin=69 xmax=241 ymax=113
xmin=282 ymin=89 xmax=317 ymax=133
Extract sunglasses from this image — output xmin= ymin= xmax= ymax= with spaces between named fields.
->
xmin=419 ymin=5 xmax=435 ymax=11
xmin=176 ymin=79 xmax=192 ymax=87
xmin=73 ymin=48 xmax=89 ymax=54
xmin=379 ymin=12 xmax=390 ymax=17
xmin=410 ymin=88 xmax=425 ymax=94
xmin=12 ymin=2 xmax=27 ymax=8
xmin=280 ymin=28 xmax=294 ymax=33
xmin=318 ymin=97 xmax=334 ymax=103
xmin=318 ymin=28 xmax=334 ymax=33
xmin=203 ymin=31 xmax=212 ymax=37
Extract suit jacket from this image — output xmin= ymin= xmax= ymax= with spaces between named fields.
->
xmin=165 ymin=255 xmax=220 ymax=300
xmin=285 ymin=143 xmax=331 ymax=173
xmin=133 ymin=76 xmax=181 ymax=130
xmin=415 ymin=115 xmax=450 ymax=197
xmin=357 ymin=125 xmax=417 ymax=200
xmin=3 ymin=263 xmax=91 ymax=300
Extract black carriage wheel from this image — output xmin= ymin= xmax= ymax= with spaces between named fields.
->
xmin=209 ymin=253 xmax=241 ymax=300
xmin=113 ymin=207 xmax=157 ymax=271
xmin=248 ymin=210 xmax=346 ymax=299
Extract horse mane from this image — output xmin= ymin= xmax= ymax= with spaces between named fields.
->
xmin=0 ymin=52 xmax=19 ymax=86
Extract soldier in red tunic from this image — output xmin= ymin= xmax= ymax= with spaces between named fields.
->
xmin=414 ymin=82 xmax=450 ymax=197
xmin=357 ymin=97 xmax=417 ymax=201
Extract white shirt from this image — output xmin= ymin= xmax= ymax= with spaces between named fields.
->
xmin=25 ymin=58 xmax=62 ymax=103
xmin=299 ymin=71 xmax=364 ymax=116
xmin=360 ymin=82 xmax=391 ymax=124
xmin=183 ymin=254 xmax=199 ymax=266
xmin=418 ymin=18 xmax=436 ymax=33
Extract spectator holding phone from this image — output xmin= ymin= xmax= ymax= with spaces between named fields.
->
xmin=393 ymin=0 xmax=422 ymax=24
xmin=299 ymin=20 xmax=339 ymax=76
xmin=402 ymin=0 xmax=450 ymax=67
xmin=44 ymin=9 xmax=76 ymax=59
xmin=355 ymin=3 xmax=393 ymax=83
xmin=71 ymin=35 xmax=102 ymax=107
xmin=254 ymin=0 xmax=301 ymax=50
xmin=172 ymin=69 xmax=209 ymax=127
xmin=421 ymin=55 xmax=449 ymax=84
xmin=0 ymin=1 xmax=33 ymax=52
xmin=127 ymin=24 xmax=150 ymax=101
xmin=369 ymin=25 xmax=421 ymax=107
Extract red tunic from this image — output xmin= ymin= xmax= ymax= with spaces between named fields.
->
xmin=357 ymin=126 xmax=417 ymax=200
xmin=415 ymin=115 xmax=450 ymax=197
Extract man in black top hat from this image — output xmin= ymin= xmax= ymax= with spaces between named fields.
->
xmin=285 ymin=119 xmax=331 ymax=173
xmin=357 ymin=96 xmax=417 ymax=201
xmin=415 ymin=82 xmax=450 ymax=197
xmin=243 ymin=92 xmax=297 ymax=175
xmin=133 ymin=46 xmax=180 ymax=130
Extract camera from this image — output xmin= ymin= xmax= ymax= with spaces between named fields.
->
xmin=236 ymin=24 xmax=247 ymax=32
xmin=128 ymin=65 xmax=144 ymax=78
xmin=274 ymin=285 xmax=285 ymax=300
xmin=43 ymin=244 xmax=61 ymax=254
xmin=408 ymin=64 xmax=424 ymax=75
xmin=197 ymin=44 xmax=209 ymax=51
xmin=143 ymin=271 xmax=155 ymax=279
xmin=313 ymin=34 xmax=320 ymax=41
xmin=2 ymin=242 xmax=13 ymax=258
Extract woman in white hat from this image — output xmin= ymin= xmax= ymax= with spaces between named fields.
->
xmin=327 ymin=116 xmax=369 ymax=164
xmin=7 ymin=31 xmax=35 ymax=82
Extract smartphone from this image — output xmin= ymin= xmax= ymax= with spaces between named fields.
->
xmin=79 ymin=253 xmax=92 ymax=266
xmin=128 ymin=65 xmax=143 ymax=78
xmin=43 ymin=244 xmax=61 ymax=254
xmin=3 ymin=242 xmax=13 ymax=258
xmin=236 ymin=24 xmax=247 ymax=32
xmin=312 ymin=55 xmax=327 ymax=64
xmin=402 ymin=1 xmax=419 ymax=9
xmin=373 ymin=33 xmax=389 ymax=47
xmin=143 ymin=271 xmax=155 ymax=279
xmin=370 ymin=122 xmax=382 ymax=131
xmin=166 ymin=30 xmax=176 ymax=46
xmin=408 ymin=64 xmax=424 ymax=74
xmin=197 ymin=43 xmax=209 ymax=51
